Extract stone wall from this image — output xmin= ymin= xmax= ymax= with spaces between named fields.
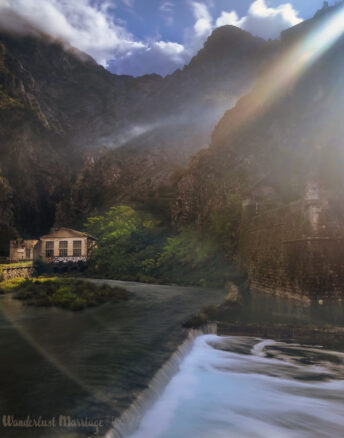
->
xmin=238 ymin=201 xmax=344 ymax=302
xmin=1 ymin=265 xmax=35 ymax=281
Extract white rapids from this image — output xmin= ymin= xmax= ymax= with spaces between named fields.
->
xmin=112 ymin=335 xmax=344 ymax=438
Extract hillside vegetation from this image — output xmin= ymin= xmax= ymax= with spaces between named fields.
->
xmin=85 ymin=206 xmax=238 ymax=287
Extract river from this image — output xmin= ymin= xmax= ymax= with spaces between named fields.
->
xmin=1 ymin=280 xmax=344 ymax=438
xmin=0 ymin=280 xmax=226 ymax=437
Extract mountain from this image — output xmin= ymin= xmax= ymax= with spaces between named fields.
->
xmin=54 ymin=25 xmax=278 ymax=228
xmin=174 ymin=3 xmax=344 ymax=232
xmin=0 ymin=30 xmax=158 ymax=239
xmin=173 ymin=3 xmax=344 ymax=299
xmin=0 ymin=24 xmax=277 ymax=247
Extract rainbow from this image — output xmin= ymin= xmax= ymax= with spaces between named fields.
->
xmin=238 ymin=4 xmax=344 ymax=127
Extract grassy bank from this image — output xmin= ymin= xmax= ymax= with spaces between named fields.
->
xmin=0 ymin=261 xmax=33 ymax=268
xmin=0 ymin=277 xmax=130 ymax=311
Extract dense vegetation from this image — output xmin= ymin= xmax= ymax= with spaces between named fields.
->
xmin=0 ymin=173 xmax=16 ymax=256
xmin=0 ymin=277 xmax=130 ymax=311
xmin=85 ymin=205 xmax=238 ymax=287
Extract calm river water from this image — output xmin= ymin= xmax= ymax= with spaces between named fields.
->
xmin=1 ymin=280 xmax=344 ymax=438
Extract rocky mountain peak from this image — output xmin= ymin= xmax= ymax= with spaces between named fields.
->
xmin=187 ymin=25 xmax=266 ymax=70
xmin=205 ymin=25 xmax=264 ymax=50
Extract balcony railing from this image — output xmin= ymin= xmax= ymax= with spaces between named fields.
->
xmin=49 ymin=256 xmax=87 ymax=264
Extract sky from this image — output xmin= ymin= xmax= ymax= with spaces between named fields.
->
xmin=0 ymin=0 xmax=332 ymax=76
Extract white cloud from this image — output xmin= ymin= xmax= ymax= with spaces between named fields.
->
xmin=0 ymin=0 xmax=210 ymax=76
xmin=0 ymin=0 xmax=187 ymax=75
xmin=0 ymin=0 xmax=303 ymax=76
xmin=159 ymin=1 xmax=174 ymax=14
xmin=191 ymin=1 xmax=212 ymax=37
xmin=155 ymin=41 xmax=184 ymax=58
xmin=180 ymin=1 xmax=214 ymax=55
xmin=159 ymin=1 xmax=174 ymax=26
xmin=109 ymin=40 xmax=187 ymax=76
xmin=120 ymin=0 xmax=134 ymax=6
xmin=215 ymin=11 xmax=244 ymax=28
xmin=0 ymin=0 xmax=144 ymax=67
xmin=216 ymin=0 xmax=303 ymax=40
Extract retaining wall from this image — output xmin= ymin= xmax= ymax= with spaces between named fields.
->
xmin=1 ymin=265 xmax=35 ymax=281
xmin=239 ymin=202 xmax=344 ymax=301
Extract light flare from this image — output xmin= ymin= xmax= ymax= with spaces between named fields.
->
xmin=237 ymin=5 xmax=344 ymax=128
xmin=0 ymin=302 xmax=117 ymax=408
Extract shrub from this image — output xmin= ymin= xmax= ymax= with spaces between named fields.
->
xmin=8 ymin=277 xmax=130 ymax=310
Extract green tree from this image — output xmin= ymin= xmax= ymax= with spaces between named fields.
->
xmin=85 ymin=205 xmax=234 ymax=286
xmin=157 ymin=229 xmax=231 ymax=286
xmin=85 ymin=206 xmax=165 ymax=280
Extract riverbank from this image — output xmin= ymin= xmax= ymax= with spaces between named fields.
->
xmin=0 ymin=277 xmax=130 ymax=310
xmin=182 ymin=281 xmax=344 ymax=350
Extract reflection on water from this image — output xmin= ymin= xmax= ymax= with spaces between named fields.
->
xmin=216 ymin=288 xmax=344 ymax=327
xmin=124 ymin=335 xmax=344 ymax=438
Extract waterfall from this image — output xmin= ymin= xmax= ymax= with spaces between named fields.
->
xmin=106 ymin=323 xmax=217 ymax=438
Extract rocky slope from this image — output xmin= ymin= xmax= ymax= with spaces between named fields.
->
xmin=0 ymin=30 xmax=157 ymax=237
xmin=55 ymin=26 xmax=278 ymax=228
xmin=172 ymin=4 xmax=344 ymax=298
xmin=0 ymin=25 xmax=276 ymax=244
xmin=174 ymin=15 xmax=344 ymax=235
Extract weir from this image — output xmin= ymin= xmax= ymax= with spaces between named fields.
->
xmin=111 ymin=334 xmax=344 ymax=438
xmin=106 ymin=323 xmax=217 ymax=438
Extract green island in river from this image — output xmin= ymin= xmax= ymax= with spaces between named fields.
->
xmin=0 ymin=277 xmax=130 ymax=311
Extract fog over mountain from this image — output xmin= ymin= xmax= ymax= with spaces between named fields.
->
xmin=0 ymin=20 xmax=278 ymax=249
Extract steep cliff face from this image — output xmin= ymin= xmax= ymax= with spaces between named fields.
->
xmin=0 ymin=173 xmax=15 ymax=255
xmin=173 ymin=9 xmax=344 ymax=299
xmin=176 ymin=14 xmax=344 ymax=215
xmin=57 ymin=26 xmax=277 ymax=228
xmin=0 ymin=24 xmax=275 ymax=241
xmin=174 ymin=39 xmax=344 ymax=228
xmin=0 ymin=31 xmax=141 ymax=237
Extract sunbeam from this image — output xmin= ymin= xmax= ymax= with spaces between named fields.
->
xmin=232 ymin=4 xmax=344 ymax=130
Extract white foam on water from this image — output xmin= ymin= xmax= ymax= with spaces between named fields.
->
xmin=106 ymin=324 xmax=217 ymax=438
xmin=115 ymin=335 xmax=344 ymax=438
xmin=251 ymin=339 xmax=277 ymax=357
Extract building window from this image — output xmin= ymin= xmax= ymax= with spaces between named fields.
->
xmin=46 ymin=241 xmax=54 ymax=257
xmin=73 ymin=240 xmax=82 ymax=257
xmin=25 ymin=248 xmax=31 ymax=259
xmin=59 ymin=241 xmax=68 ymax=257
